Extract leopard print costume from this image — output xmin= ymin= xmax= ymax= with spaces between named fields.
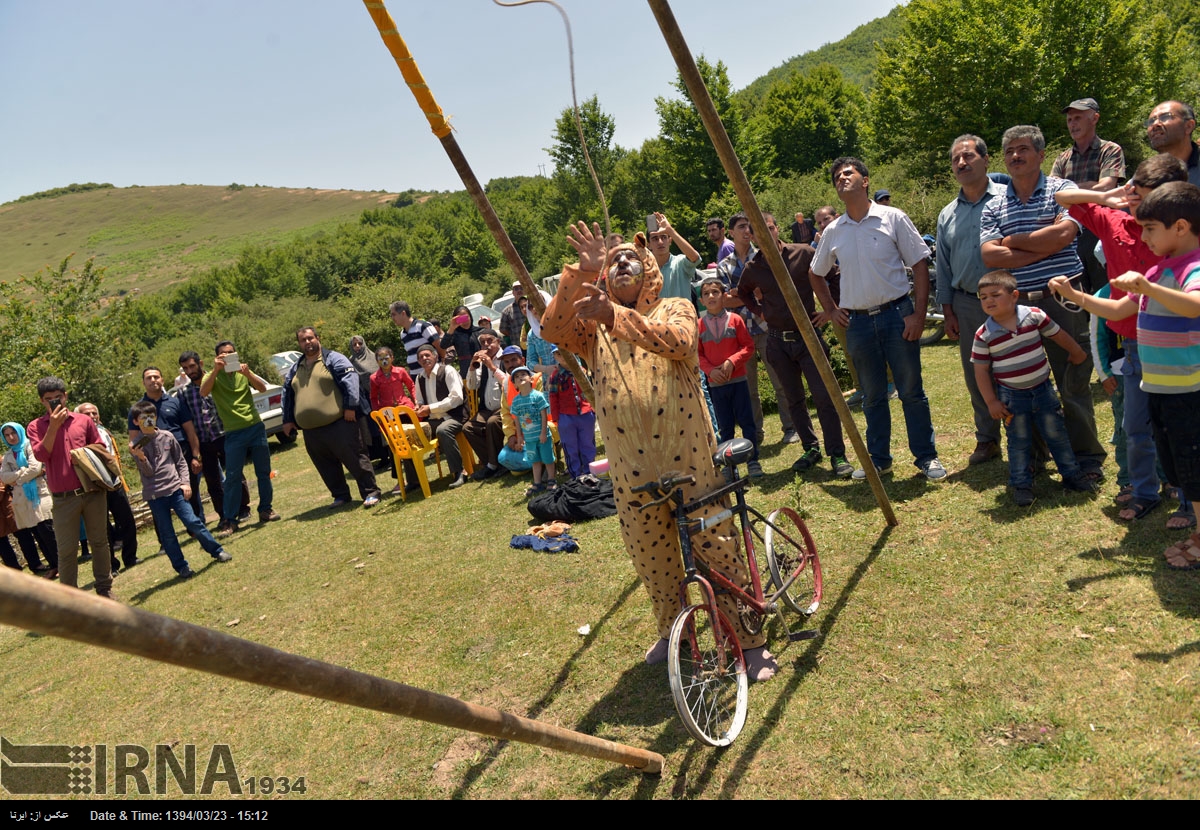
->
xmin=543 ymin=237 xmax=765 ymax=649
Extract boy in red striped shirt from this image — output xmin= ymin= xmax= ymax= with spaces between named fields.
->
xmin=972 ymin=270 xmax=1098 ymax=505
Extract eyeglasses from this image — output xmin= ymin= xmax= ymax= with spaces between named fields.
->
xmin=1145 ymin=112 xmax=1181 ymax=127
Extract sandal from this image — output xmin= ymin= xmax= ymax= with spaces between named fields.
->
xmin=1118 ymin=498 xmax=1161 ymax=521
xmin=1113 ymin=485 xmax=1134 ymax=507
xmin=524 ymin=483 xmax=547 ymax=498
xmin=1167 ymin=502 xmax=1196 ymax=531
xmin=1163 ymin=533 xmax=1200 ymax=570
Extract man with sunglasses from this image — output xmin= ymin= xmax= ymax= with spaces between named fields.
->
xmin=980 ymin=125 xmax=1106 ymax=480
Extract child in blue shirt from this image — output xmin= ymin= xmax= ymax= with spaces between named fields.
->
xmin=509 ymin=366 xmax=556 ymax=496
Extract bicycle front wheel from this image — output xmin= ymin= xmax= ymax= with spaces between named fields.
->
xmin=668 ymin=603 xmax=748 ymax=747
xmin=764 ymin=508 xmax=823 ymax=616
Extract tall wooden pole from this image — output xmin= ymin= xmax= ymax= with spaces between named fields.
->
xmin=0 ymin=570 xmax=663 ymax=774
xmin=361 ymin=0 xmax=594 ymax=401
xmin=646 ymin=0 xmax=896 ymax=526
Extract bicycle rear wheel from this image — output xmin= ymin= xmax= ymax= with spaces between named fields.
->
xmin=764 ymin=508 xmax=823 ymax=616
xmin=667 ymin=603 xmax=748 ymax=747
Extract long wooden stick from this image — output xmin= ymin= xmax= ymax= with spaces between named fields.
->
xmin=0 ymin=570 xmax=663 ymax=774
xmin=362 ymin=0 xmax=594 ymax=401
xmin=646 ymin=0 xmax=896 ymax=526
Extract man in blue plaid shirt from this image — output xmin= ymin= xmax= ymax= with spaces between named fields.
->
xmin=178 ymin=351 xmax=251 ymax=523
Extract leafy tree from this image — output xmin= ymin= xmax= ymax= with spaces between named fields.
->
xmin=546 ymin=96 xmax=626 ymax=233
xmin=655 ymin=56 xmax=759 ymax=232
xmin=750 ymin=64 xmax=867 ymax=178
xmin=871 ymin=0 xmax=1182 ymax=174
xmin=0 ymin=257 xmax=140 ymax=425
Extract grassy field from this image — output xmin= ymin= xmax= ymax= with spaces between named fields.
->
xmin=0 ymin=185 xmax=397 ymax=295
xmin=3 ymin=339 xmax=1199 ymax=800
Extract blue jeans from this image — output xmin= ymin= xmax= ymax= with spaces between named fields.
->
xmin=709 ymin=380 xmax=758 ymax=461
xmin=148 ymin=489 xmax=226 ymax=574
xmin=999 ymin=380 xmax=1082 ymax=489
xmin=845 ymin=296 xmax=937 ymax=468
xmin=223 ymin=422 xmax=273 ymax=523
xmin=1121 ymin=342 xmax=1160 ymax=502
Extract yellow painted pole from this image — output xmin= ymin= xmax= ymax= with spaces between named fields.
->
xmin=362 ymin=0 xmax=594 ymax=401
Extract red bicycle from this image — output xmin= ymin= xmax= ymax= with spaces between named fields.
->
xmin=633 ymin=438 xmax=823 ymax=746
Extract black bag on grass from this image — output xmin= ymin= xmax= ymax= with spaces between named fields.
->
xmin=527 ymin=476 xmax=616 ymax=523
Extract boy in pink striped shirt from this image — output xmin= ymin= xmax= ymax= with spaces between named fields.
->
xmin=971 ymin=270 xmax=1098 ymax=505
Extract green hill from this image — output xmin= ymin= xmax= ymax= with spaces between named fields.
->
xmin=737 ymin=5 xmax=905 ymax=107
xmin=0 ymin=184 xmax=398 ymax=295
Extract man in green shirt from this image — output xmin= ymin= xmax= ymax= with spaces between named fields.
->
xmin=200 ymin=340 xmax=280 ymax=536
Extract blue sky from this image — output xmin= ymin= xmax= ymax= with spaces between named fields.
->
xmin=0 ymin=0 xmax=902 ymax=204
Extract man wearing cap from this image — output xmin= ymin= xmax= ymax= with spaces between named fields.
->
xmin=463 ymin=329 xmax=505 ymax=480
xmin=1146 ymin=100 xmax=1200 ymax=187
xmin=282 ymin=327 xmax=381 ymax=508
xmin=873 ymin=190 xmax=892 ymax=206
xmin=1051 ymin=97 xmax=1126 ymax=293
xmin=413 ymin=342 xmax=468 ymax=489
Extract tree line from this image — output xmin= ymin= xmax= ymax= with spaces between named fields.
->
xmin=1 ymin=0 xmax=1195 ymax=428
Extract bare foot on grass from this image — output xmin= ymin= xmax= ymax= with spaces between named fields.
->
xmin=644 ymin=638 xmax=669 ymax=665
xmin=744 ymin=646 xmax=777 ymax=682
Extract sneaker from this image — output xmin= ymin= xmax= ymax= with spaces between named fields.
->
xmin=216 ymin=521 xmax=238 ymax=538
xmin=389 ymin=484 xmax=403 ymax=496
xmin=781 ymin=429 xmax=800 ymax=445
xmin=747 ymin=460 xmax=765 ymax=479
xmin=212 ymin=550 xmax=232 ymax=562
xmin=1012 ymin=487 xmax=1035 ymax=507
xmin=448 ymin=473 xmax=468 ymax=489
xmin=177 ymin=568 xmax=196 ymax=580
xmin=237 ymin=508 xmax=253 ymax=522
xmin=851 ymin=463 xmax=893 ymax=481
xmin=968 ymin=441 xmax=1001 ymax=466
xmin=921 ymin=458 xmax=948 ymax=481
xmin=845 ymin=389 xmax=865 ymax=407
xmin=362 ymin=495 xmax=380 ymax=508
xmin=831 ymin=456 xmax=854 ymax=478
xmin=887 ymin=383 xmax=898 ymax=400
xmin=259 ymin=509 xmax=281 ymax=522
xmin=471 ymin=466 xmax=492 ymax=481
xmin=330 ymin=497 xmax=351 ymax=509
xmin=792 ymin=447 xmax=822 ymax=473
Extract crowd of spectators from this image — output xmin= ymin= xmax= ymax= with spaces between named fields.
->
xmin=6 ymin=97 xmax=1200 ymax=603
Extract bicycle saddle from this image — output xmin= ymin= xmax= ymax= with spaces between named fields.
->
xmin=713 ymin=437 xmax=755 ymax=468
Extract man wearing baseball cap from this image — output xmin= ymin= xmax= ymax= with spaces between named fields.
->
xmin=1051 ymin=97 xmax=1126 ymax=293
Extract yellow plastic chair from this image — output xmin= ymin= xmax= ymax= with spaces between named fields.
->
xmin=371 ymin=406 xmax=440 ymax=501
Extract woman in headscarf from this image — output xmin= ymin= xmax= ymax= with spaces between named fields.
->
xmin=1 ymin=421 xmax=58 ymax=577
xmin=441 ymin=305 xmax=482 ymax=377
xmin=348 ymin=335 xmax=386 ymax=466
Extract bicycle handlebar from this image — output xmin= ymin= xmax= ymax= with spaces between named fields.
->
xmin=632 ymin=473 xmax=697 ymax=510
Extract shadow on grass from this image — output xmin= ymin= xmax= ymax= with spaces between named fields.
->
xmin=1134 ymin=640 xmax=1200 ymax=663
xmin=449 ymin=576 xmax=648 ymax=799
xmin=658 ymin=525 xmax=894 ymax=800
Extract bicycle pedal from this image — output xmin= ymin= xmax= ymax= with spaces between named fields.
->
xmin=788 ymin=629 xmax=821 ymax=642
